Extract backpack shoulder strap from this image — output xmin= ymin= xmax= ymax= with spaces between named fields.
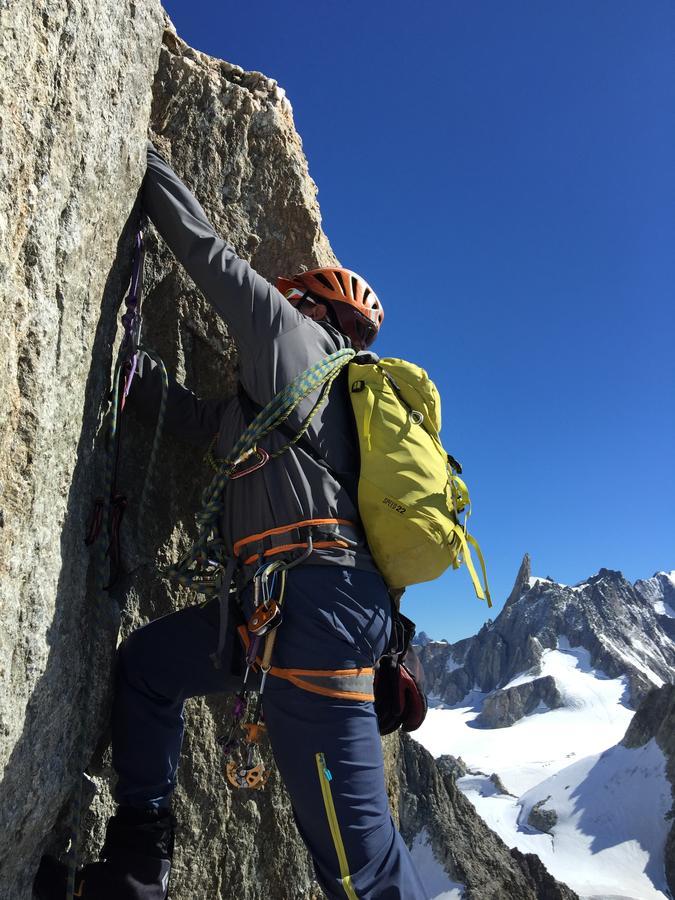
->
xmin=237 ymin=382 xmax=323 ymax=465
xmin=237 ymin=380 xmax=359 ymax=508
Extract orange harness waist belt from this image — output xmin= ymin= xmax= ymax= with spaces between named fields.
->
xmin=237 ymin=626 xmax=375 ymax=703
xmin=233 ymin=517 xmax=360 ymax=567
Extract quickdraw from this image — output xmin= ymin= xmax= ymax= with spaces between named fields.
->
xmin=67 ymin=221 xmax=169 ymax=900
xmin=82 ymin=225 xmax=144 ymax=588
xmin=219 ymin=561 xmax=287 ymax=789
xmin=84 ymin=222 xmax=169 ymax=572
xmin=119 ymin=226 xmax=145 ymax=403
xmin=219 ymin=545 xmax=312 ymax=789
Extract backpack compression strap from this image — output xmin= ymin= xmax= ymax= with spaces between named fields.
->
xmin=449 ymin=524 xmax=492 ymax=607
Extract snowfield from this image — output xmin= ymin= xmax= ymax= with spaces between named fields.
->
xmin=414 ymin=639 xmax=672 ymax=900
xmin=410 ymin=830 xmax=464 ymax=899
xmin=655 ymin=599 xmax=675 ymax=618
xmin=646 ymin=571 xmax=675 ymax=618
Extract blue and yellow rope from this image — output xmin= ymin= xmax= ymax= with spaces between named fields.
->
xmin=167 ymin=348 xmax=355 ymax=594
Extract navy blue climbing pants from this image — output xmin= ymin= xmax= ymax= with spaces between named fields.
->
xmin=112 ymin=566 xmax=427 ymax=899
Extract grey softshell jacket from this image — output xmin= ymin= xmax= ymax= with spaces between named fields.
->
xmin=134 ymin=143 xmax=377 ymax=582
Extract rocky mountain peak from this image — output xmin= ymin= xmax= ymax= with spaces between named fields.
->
xmin=635 ymin=571 xmax=675 ymax=612
xmin=586 ymin=567 xmax=624 ymax=584
xmin=504 ymin=552 xmax=532 ymax=609
xmin=414 ymin=630 xmax=433 ymax=648
xmin=418 ymin=558 xmax=675 ymax=717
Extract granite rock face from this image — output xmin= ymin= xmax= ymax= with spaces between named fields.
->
xmin=0 ymin=2 xmax=165 ymax=896
xmin=474 ymin=675 xmax=563 ymax=729
xmin=1 ymin=9 xmax=579 ymax=899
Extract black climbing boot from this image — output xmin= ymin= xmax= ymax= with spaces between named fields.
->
xmin=34 ymin=806 xmax=174 ymax=900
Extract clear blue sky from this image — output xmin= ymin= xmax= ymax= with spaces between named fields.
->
xmin=163 ymin=1 xmax=675 ymax=642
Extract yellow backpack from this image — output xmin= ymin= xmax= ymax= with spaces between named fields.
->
xmin=348 ymin=357 xmax=491 ymax=604
xmin=192 ymin=348 xmax=491 ymax=605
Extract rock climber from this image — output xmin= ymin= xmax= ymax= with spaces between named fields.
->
xmin=35 ymin=141 xmax=427 ymax=900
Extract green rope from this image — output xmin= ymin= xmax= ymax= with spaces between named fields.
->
xmin=167 ymin=348 xmax=355 ymax=594
xmin=136 ymin=347 xmax=169 ymax=538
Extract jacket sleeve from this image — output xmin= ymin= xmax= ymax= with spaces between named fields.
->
xmin=142 ymin=142 xmax=303 ymax=358
xmin=126 ymin=350 xmax=228 ymax=448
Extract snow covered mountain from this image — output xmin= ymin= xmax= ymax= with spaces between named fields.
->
xmin=387 ymin=734 xmax=579 ymax=900
xmin=412 ymin=558 xmax=675 ymax=900
xmin=416 ymin=555 xmax=675 ymax=717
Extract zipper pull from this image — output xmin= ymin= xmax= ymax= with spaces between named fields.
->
xmin=318 ymin=753 xmax=332 ymax=781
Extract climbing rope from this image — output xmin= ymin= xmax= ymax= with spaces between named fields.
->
xmin=65 ymin=220 xmax=167 ymax=900
xmin=167 ymin=347 xmax=355 ymax=594
xmin=135 ymin=346 xmax=168 ymax=539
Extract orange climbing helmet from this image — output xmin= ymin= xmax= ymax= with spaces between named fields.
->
xmin=276 ymin=267 xmax=384 ymax=349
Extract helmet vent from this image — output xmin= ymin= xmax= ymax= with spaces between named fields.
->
xmin=313 ymin=272 xmax=334 ymax=291
xmin=333 ymin=270 xmax=346 ymax=293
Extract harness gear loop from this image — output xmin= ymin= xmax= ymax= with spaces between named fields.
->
xmin=220 ymin=557 xmax=293 ymax=789
xmin=233 ymin=517 xmax=356 ymax=568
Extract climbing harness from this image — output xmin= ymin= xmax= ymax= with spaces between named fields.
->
xmin=166 ymin=348 xmax=356 ymax=680
xmin=219 ymin=538 xmax=322 ymax=789
xmin=170 ymin=346 xmax=355 ymax=590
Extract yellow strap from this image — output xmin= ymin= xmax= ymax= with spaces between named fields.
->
xmin=467 ymin=532 xmax=493 ymax=608
xmin=360 ymin=388 xmax=375 ymax=452
xmin=450 ymin=524 xmax=493 ymax=608
xmin=450 ymin=474 xmax=470 ymax=513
